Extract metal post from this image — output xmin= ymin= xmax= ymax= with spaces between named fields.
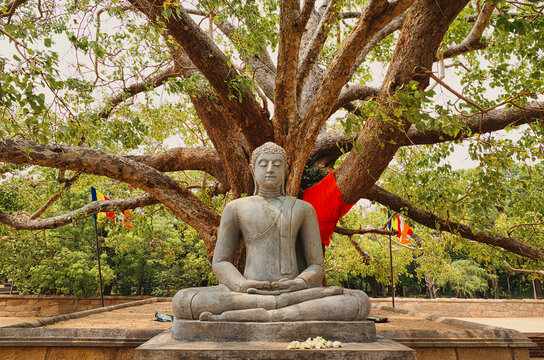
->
xmin=93 ymin=218 xmax=105 ymax=307
xmin=389 ymin=234 xmax=395 ymax=308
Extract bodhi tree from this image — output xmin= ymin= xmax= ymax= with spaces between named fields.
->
xmin=1 ymin=0 xmax=543 ymax=269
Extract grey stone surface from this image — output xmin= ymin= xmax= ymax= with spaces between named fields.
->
xmin=171 ymin=320 xmax=377 ymax=342
xmin=135 ymin=332 xmax=416 ymax=360
xmin=172 ymin=142 xmax=370 ymax=324
xmin=0 ymin=327 xmax=162 ymax=347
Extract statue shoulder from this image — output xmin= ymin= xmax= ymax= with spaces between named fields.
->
xmin=223 ymin=196 xmax=259 ymax=212
xmin=290 ymin=196 xmax=317 ymax=216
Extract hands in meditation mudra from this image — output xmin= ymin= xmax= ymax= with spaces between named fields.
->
xmin=173 ymin=142 xmax=370 ymax=322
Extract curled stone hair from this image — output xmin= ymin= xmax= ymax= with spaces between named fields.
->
xmin=250 ymin=142 xmax=287 ymax=169
xmin=250 ymin=142 xmax=288 ymax=195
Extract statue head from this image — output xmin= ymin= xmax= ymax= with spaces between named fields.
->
xmin=250 ymin=142 xmax=288 ymax=195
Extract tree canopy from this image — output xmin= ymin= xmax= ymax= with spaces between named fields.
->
xmin=1 ymin=0 xmax=543 ymax=279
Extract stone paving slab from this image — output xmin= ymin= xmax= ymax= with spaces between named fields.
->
xmin=135 ymin=332 xmax=416 ymax=360
xmin=453 ymin=317 xmax=544 ymax=333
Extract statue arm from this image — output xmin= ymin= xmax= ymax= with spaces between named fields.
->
xmin=296 ymin=203 xmax=325 ymax=288
xmin=212 ymin=202 xmax=246 ymax=291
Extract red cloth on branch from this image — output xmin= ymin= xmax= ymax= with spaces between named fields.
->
xmin=302 ymin=172 xmax=355 ymax=246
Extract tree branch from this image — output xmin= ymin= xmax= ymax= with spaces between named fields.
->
xmin=366 ymin=185 xmax=544 ymax=260
xmin=348 ymin=235 xmax=373 ymax=260
xmin=0 ymin=194 xmax=158 ymax=230
xmin=442 ymin=3 xmax=495 ymax=60
xmin=127 ymin=146 xmax=228 ymax=184
xmin=330 ymin=85 xmax=379 ymax=116
xmin=309 ymin=101 xmax=544 ymax=169
xmin=334 ymin=0 xmax=470 ymax=204
xmin=297 ymin=0 xmax=341 ymax=100
xmin=97 ymin=65 xmax=180 ymax=120
xmin=128 ymin=0 xmax=273 ymax=150
xmin=347 ymin=11 xmax=407 ymax=82
xmin=288 ymin=0 xmax=414 ymax=194
xmin=0 ymin=138 xmax=221 ymax=250
xmin=401 ymin=102 xmax=544 ymax=146
xmin=310 ymin=129 xmax=354 ymax=161
xmin=272 ymin=0 xmax=307 ymax=146
xmin=504 ymin=261 xmax=544 ymax=277
xmin=216 ymin=18 xmax=277 ymax=101
xmin=168 ymin=46 xmax=253 ymax=196
xmin=335 ymin=226 xmax=395 ymax=237
xmin=0 ymin=0 xmax=28 ymax=19
xmin=29 ymin=173 xmax=80 ymax=220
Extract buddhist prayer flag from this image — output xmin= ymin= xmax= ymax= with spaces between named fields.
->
xmin=387 ymin=211 xmax=413 ymax=244
xmin=122 ymin=209 xmax=132 ymax=228
xmin=90 ymin=187 xmax=115 ymax=222
xmin=397 ymin=215 xmax=413 ymax=244
xmin=302 ymin=172 xmax=355 ymax=246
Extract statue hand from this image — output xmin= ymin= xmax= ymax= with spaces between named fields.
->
xmin=237 ymin=279 xmax=271 ymax=293
xmin=270 ymin=277 xmax=307 ymax=293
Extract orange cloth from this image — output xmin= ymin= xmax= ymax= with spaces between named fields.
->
xmin=302 ymin=172 xmax=355 ymax=246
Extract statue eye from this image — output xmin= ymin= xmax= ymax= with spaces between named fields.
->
xmin=258 ymin=160 xmax=268 ymax=167
xmin=273 ymin=161 xmax=282 ymax=167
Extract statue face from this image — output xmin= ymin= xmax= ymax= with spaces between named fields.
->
xmin=253 ymin=153 xmax=286 ymax=190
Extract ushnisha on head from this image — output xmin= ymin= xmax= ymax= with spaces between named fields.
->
xmin=250 ymin=142 xmax=288 ymax=196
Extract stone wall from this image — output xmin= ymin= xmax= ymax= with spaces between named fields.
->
xmin=371 ymin=298 xmax=544 ymax=317
xmin=0 ymin=295 xmax=152 ymax=317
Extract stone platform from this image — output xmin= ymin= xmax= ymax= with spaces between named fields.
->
xmin=171 ymin=319 xmax=377 ymax=342
xmin=135 ymin=332 xmax=417 ymax=360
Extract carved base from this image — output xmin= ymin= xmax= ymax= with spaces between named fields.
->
xmin=171 ymin=319 xmax=377 ymax=342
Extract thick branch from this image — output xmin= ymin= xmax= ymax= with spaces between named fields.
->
xmin=297 ymin=0 xmax=341 ymax=99
xmin=272 ymin=0 xmax=306 ymax=146
xmin=0 ymin=138 xmax=221 ymax=249
xmin=366 ymin=185 xmax=544 ymax=260
xmin=216 ymin=19 xmax=276 ymax=101
xmin=170 ymin=47 xmax=253 ymax=195
xmin=289 ymin=0 xmax=413 ymax=194
xmin=401 ymin=102 xmax=544 ymax=146
xmin=335 ymin=0 xmax=470 ymax=204
xmin=311 ymin=102 xmax=544 ymax=164
xmin=129 ymin=0 xmax=273 ymax=150
xmin=127 ymin=146 xmax=228 ymax=184
xmin=347 ymin=11 xmax=407 ymax=82
xmin=0 ymin=195 xmax=158 ymax=230
xmin=442 ymin=3 xmax=494 ymax=59
xmin=330 ymin=85 xmax=379 ymax=116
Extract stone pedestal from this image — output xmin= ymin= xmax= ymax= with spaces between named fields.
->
xmin=171 ymin=320 xmax=377 ymax=342
xmin=135 ymin=321 xmax=416 ymax=360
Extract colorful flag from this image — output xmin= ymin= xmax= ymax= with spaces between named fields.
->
xmin=396 ymin=215 xmax=413 ymax=244
xmin=302 ymin=172 xmax=355 ymax=246
xmin=122 ymin=209 xmax=132 ymax=228
xmin=90 ymin=187 xmax=115 ymax=222
xmin=387 ymin=211 xmax=395 ymax=231
xmin=387 ymin=211 xmax=413 ymax=244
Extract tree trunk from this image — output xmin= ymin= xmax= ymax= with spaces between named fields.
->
xmin=535 ymin=279 xmax=543 ymax=299
xmin=492 ymin=271 xmax=500 ymax=299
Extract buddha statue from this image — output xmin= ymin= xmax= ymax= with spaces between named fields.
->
xmin=172 ymin=142 xmax=370 ymax=322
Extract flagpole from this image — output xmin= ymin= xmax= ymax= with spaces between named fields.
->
xmin=389 ymin=233 xmax=395 ymax=308
xmin=93 ymin=217 xmax=105 ymax=307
